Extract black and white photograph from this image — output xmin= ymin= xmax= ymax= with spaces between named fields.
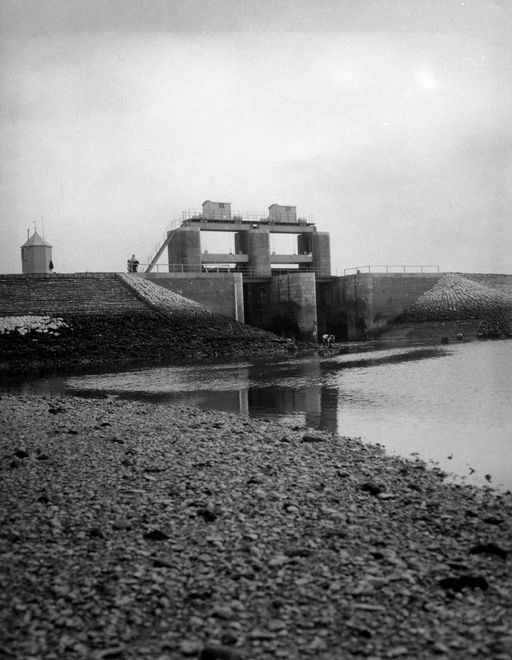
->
xmin=1 ymin=1 xmax=511 ymax=658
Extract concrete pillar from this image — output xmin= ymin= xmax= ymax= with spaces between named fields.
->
xmin=167 ymin=228 xmax=201 ymax=273
xmin=297 ymin=233 xmax=312 ymax=256
xmin=246 ymin=229 xmax=271 ymax=277
xmin=271 ymin=272 xmax=318 ymax=341
xmin=311 ymin=232 xmax=331 ymax=277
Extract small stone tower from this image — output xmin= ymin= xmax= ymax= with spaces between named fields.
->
xmin=21 ymin=230 xmax=53 ymax=274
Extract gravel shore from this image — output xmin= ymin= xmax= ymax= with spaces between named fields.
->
xmin=1 ymin=394 xmax=511 ymax=660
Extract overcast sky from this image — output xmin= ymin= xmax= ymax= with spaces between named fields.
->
xmin=1 ymin=0 xmax=511 ymax=275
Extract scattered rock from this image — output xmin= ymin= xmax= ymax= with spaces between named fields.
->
xmin=200 ymin=645 xmax=242 ymax=660
xmin=144 ymin=529 xmax=169 ymax=541
xmin=180 ymin=639 xmax=203 ymax=656
xmin=153 ymin=557 xmax=174 ymax=568
xmin=196 ymin=509 xmax=217 ymax=522
xmin=88 ymin=527 xmax=105 ymax=539
xmin=1 ymin=393 xmax=511 ymax=660
xmin=469 ymin=543 xmax=508 ymax=560
xmin=360 ymin=482 xmax=385 ymax=496
xmin=112 ymin=519 xmax=132 ymax=531
xmin=438 ymin=575 xmax=489 ymax=592
xmin=302 ymin=432 xmax=326 ymax=443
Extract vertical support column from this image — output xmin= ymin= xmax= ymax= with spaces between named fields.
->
xmin=167 ymin=228 xmax=201 ymax=273
xmin=311 ymin=232 xmax=331 ymax=276
xmin=246 ymin=229 xmax=271 ymax=277
xmin=297 ymin=234 xmax=312 ymax=272
xmin=234 ymin=232 xmax=247 ymax=254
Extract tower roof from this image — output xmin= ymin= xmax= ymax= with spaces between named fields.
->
xmin=21 ymin=230 xmax=52 ymax=248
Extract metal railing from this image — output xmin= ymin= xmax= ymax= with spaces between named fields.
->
xmin=180 ymin=209 xmax=314 ymax=224
xmin=343 ymin=265 xmax=440 ymax=275
xmin=139 ymin=263 xmax=336 ymax=277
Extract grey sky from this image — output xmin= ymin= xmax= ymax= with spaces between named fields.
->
xmin=1 ymin=0 xmax=511 ymax=274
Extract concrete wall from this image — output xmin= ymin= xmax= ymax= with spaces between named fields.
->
xmin=316 ymin=279 xmax=347 ymax=340
xmin=243 ymin=280 xmax=272 ymax=330
xmin=340 ymin=272 xmax=442 ymax=339
xmin=270 ymin=272 xmax=318 ymax=341
xmin=145 ymin=272 xmax=244 ymax=322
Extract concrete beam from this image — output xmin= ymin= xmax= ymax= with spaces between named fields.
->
xmin=270 ymin=254 xmax=313 ymax=264
xmin=183 ymin=220 xmax=317 ymax=234
xmin=201 ymin=253 xmax=249 ymax=264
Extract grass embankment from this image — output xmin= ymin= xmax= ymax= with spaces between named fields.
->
xmin=1 ymin=395 xmax=511 ymax=660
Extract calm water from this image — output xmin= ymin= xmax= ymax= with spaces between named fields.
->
xmin=2 ymin=340 xmax=511 ymax=490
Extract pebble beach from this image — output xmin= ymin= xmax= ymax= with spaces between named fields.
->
xmin=1 ymin=394 xmax=511 ymax=660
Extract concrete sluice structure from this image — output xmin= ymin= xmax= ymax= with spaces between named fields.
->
xmin=142 ymin=201 xmax=512 ymax=341
xmin=144 ymin=200 xmax=331 ymax=342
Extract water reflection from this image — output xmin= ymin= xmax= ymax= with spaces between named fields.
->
xmin=1 ymin=341 xmax=510 ymax=490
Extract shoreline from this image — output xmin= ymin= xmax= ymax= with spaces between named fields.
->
xmin=1 ymin=394 xmax=511 ymax=659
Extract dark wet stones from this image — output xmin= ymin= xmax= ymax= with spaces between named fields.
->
xmin=152 ymin=557 xmax=174 ymax=568
xmin=143 ymin=529 xmax=169 ymax=541
xmin=360 ymin=482 xmax=385 ymax=496
xmin=112 ymin=518 xmax=132 ymax=531
xmin=438 ymin=575 xmax=489 ymax=592
xmin=196 ymin=508 xmax=217 ymax=522
xmin=302 ymin=432 xmax=326 ymax=443
xmin=469 ymin=543 xmax=508 ymax=559
xmin=89 ymin=527 xmax=105 ymax=539
xmin=200 ymin=645 xmax=242 ymax=660
xmin=48 ymin=406 xmax=64 ymax=414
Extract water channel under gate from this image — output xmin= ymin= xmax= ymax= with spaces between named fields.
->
xmin=2 ymin=339 xmax=511 ymax=491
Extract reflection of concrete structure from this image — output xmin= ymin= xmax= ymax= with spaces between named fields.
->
xmin=21 ymin=231 xmax=53 ymax=274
